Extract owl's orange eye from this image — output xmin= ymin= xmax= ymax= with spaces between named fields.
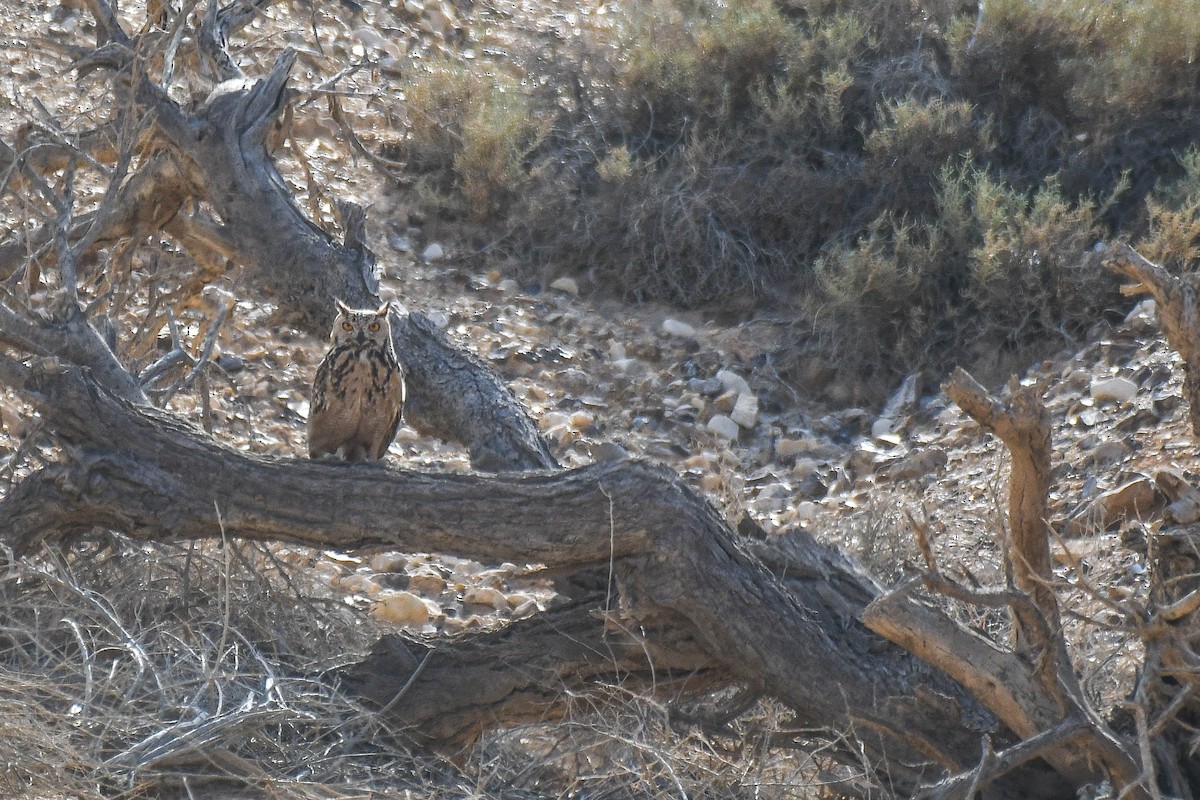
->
xmin=341 ymin=321 xmax=353 ymax=331
xmin=368 ymin=322 xmax=381 ymax=332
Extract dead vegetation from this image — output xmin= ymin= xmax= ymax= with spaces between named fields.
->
xmin=0 ymin=537 xmax=417 ymax=799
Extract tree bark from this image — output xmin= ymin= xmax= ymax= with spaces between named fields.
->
xmin=0 ymin=358 xmax=1074 ymax=799
xmin=57 ymin=4 xmax=558 ymax=472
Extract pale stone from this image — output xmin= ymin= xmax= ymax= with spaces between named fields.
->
xmin=442 ymin=615 xmax=482 ymax=633
xmin=421 ymin=243 xmax=445 ymax=262
xmin=590 ymin=441 xmax=629 ymax=462
xmin=775 ymin=438 xmax=812 ymax=459
xmin=511 ymin=598 xmax=539 ymax=618
xmin=372 ymin=591 xmax=429 ymax=627
xmin=683 ymin=452 xmax=716 ymax=470
xmin=1124 ymin=298 xmax=1157 ymax=331
xmin=311 ymin=562 xmax=340 ymax=584
xmin=497 ymin=278 xmax=520 ymax=293
xmin=1157 ymin=469 xmax=1200 ymax=525
xmin=333 ymin=573 xmax=378 ymax=595
xmin=463 ymin=586 xmax=509 ymax=611
xmin=1168 ymin=497 xmax=1200 ymax=525
xmin=730 ymin=393 xmax=759 ymax=429
xmin=407 ymin=572 xmax=447 ymax=595
xmin=707 ymin=414 xmax=740 ymax=440
xmin=550 ymin=276 xmax=580 ymax=296
xmin=1090 ymin=376 xmax=1137 ymax=404
xmin=1066 ymin=477 xmax=1163 ymax=536
xmin=544 ymin=424 xmax=575 ymax=447
xmin=713 ymin=391 xmax=738 ymax=414
xmin=750 ymin=495 xmax=788 ymax=514
xmin=539 ymin=411 xmax=572 ymax=430
xmin=368 ymin=552 xmax=407 ymax=574
xmin=1087 ymin=439 xmax=1131 ymax=467
xmin=607 ymin=341 xmax=627 ymax=360
xmin=611 ymin=358 xmax=641 ymax=374
xmin=661 ymin=318 xmax=697 ymax=338
xmin=506 ymin=591 xmax=537 ymax=609
xmin=425 ymin=309 xmax=449 ymax=329
xmin=569 ymin=411 xmax=593 ymax=429
xmin=876 ymin=447 xmax=948 ymax=482
xmin=795 ymin=501 xmax=820 ymax=521
xmin=716 ymin=369 xmax=750 ymax=396
xmin=871 ymin=417 xmax=897 ymax=438
xmin=880 ymin=373 xmax=919 ymax=419
xmin=790 ymin=457 xmax=821 ymax=479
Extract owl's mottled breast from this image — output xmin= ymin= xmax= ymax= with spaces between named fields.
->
xmin=307 ymin=302 xmax=407 ymax=462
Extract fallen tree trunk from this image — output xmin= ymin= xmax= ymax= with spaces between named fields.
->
xmin=0 ymin=357 xmax=1078 ymax=799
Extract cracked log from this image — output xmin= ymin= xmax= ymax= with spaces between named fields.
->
xmin=0 ymin=358 xmax=1079 ymax=799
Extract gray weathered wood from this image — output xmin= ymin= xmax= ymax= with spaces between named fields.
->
xmin=0 ymin=360 xmax=1067 ymax=799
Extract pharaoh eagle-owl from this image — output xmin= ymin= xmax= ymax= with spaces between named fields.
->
xmin=307 ymin=300 xmax=406 ymax=461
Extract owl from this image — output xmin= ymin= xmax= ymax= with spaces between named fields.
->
xmin=307 ymin=300 xmax=406 ymax=462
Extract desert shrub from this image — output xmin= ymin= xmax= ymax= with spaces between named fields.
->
xmin=393 ymin=59 xmax=546 ymax=220
xmin=961 ymin=170 xmax=1113 ymax=347
xmin=612 ymin=0 xmax=795 ymax=150
xmin=948 ymin=0 xmax=1089 ymax=129
xmin=806 ymin=214 xmax=947 ymax=383
xmin=864 ymin=97 xmax=984 ymax=219
xmin=536 ymin=138 xmax=779 ymax=307
xmin=1137 ymin=148 xmax=1200 ymax=272
xmin=799 ymin=163 xmax=1117 ymax=396
xmin=946 ymin=0 xmax=1087 ymax=189
xmin=1072 ymin=0 xmax=1200 ymax=117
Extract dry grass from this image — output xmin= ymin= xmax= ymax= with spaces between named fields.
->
xmin=0 ymin=536 xmax=428 ymax=799
xmin=0 ymin=535 xmax=838 ymax=799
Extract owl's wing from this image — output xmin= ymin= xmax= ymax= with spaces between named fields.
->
xmin=309 ymin=353 xmax=334 ymax=415
xmin=307 ymin=352 xmax=340 ymax=457
xmin=372 ymin=368 xmax=405 ymax=460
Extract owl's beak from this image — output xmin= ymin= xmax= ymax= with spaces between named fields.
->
xmin=356 ymin=331 xmax=368 ymax=344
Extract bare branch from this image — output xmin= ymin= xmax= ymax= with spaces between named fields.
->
xmin=1103 ymin=242 xmax=1200 ymax=435
xmin=919 ymin=717 xmax=1090 ymax=800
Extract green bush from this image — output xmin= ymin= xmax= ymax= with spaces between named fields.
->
xmin=800 ymin=164 xmax=1118 ymax=397
xmin=807 ymin=214 xmax=945 ymax=380
xmin=612 ymin=1 xmax=794 ymax=148
xmin=865 ymin=97 xmax=984 ymax=219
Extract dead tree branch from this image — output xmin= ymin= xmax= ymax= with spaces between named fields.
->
xmin=869 ymin=369 xmax=1147 ymax=797
xmin=1103 ymin=241 xmax=1200 ymax=436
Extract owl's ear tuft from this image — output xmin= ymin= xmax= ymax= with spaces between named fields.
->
xmin=375 ymin=302 xmax=391 ymax=317
xmin=335 ymin=298 xmax=351 ymax=314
